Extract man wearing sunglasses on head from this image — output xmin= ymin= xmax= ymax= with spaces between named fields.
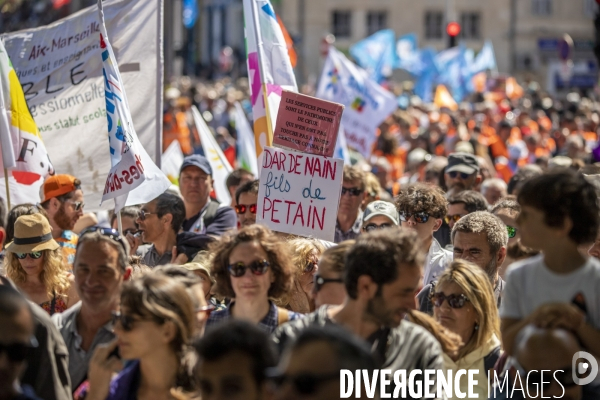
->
xmin=52 ymin=227 xmax=133 ymax=392
xmin=361 ymin=200 xmax=399 ymax=233
xmin=40 ymin=174 xmax=85 ymax=269
xmin=395 ymin=183 xmax=453 ymax=287
xmin=235 ymin=180 xmax=259 ymax=228
xmin=0 ymin=285 xmax=42 ymax=400
xmin=334 ymin=166 xmax=367 ymax=243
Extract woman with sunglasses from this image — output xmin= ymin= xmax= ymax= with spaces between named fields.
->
xmin=431 ymin=260 xmax=502 ymax=399
xmin=85 ymin=273 xmax=196 ymax=400
xmin=4 ymin=214 xmax=78 ymax=315
xmin=207 ymin=225 xmax=302 ymax=333
xmin=276 ymin=238 xmax=324 ymax=313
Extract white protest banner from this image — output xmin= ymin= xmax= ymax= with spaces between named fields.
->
xmin=2 ymin=0 xmax=163 ymax=211
xmin=316 ymin=47 xmax=397 ymax=157
xmin=161 ymin=140 xmax=184 ymax=185
xmin=192 ymin=105 xmax=233 ymax=204
xmin=256 ymin=146 xmax=342 ymax=241
xmin=97 ymin=0 xmax=169 ymax=212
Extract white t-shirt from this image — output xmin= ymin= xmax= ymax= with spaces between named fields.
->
xmin=500 ymin=254 xmax=600 ymax=329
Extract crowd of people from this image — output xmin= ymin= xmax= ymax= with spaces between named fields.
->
xmin=1 ymin=75 xmax=600 ymax=400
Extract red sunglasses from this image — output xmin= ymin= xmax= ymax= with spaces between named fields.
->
xmin=235 ymin=204 xmax=257 ymax=215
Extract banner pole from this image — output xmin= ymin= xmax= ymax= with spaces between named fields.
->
xmin=3 ymin=168 xmax=10 ymax=210
xmin=117 ymin=210 xmax=123 ymax=235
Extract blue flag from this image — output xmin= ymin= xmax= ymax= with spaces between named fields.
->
xmin=350 ymin=29 xmax=396 ymax=82
xmin=183 ymin=0 xmax=198 ymax=29
xmin=470 ymin=41 xmax=497 ymax=75
xmin=412 ymin=48 xmax=438 ymax=102
xmin=435 ymin=45 xmax=472 ymax=102
xmin=395 ymin=33 xmax=419 ymax=70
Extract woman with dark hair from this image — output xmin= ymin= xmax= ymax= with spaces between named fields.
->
xmin=85 ymin=273 xmax=196 ymax=400
xmin=206 ymin=225 xmax=302 ymax=333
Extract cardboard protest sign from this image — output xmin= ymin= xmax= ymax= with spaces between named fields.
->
xmin=256 ymin=146 xmax=343 ymax=241
xmin=273 ymin=91 xmax=343 ymax=157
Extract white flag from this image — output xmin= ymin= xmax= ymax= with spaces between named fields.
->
xmin=192 ymin=106 xmax=233 ymax=204
xmin=316 ymin=47 xmax=397 ymax=158
xmin=234 ymin=102 xmax=258 ymax=177
xmin=97 ymin=0 xmax=169 ymax=211
xmin=161 ymin=140 xmax=185 ymax=185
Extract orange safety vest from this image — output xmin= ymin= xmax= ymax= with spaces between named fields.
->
xmin=163 ymin=111 xmax=193 ymax=154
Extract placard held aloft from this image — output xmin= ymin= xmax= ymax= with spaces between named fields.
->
xmin=256 ymin=146 xmax=343 ymax=241
xmin=273 ymin=90 xmax=343 ymax=157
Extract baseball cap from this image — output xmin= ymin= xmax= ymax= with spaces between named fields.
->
xmin=362 ymin=201 xmax=399 ymax=226
xmin=180 ymin=155 xmax=212 ymax=176
xmin=41 ymin=174 xmax=79 ymax=203
xmin=446 ymin=152 xmax=480 ymax=175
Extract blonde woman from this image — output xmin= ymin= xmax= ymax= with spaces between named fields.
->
xmin=4 ymin=214 xmax=78 ymax=315
xmin=431 ymin=259 xmax=502 ymax=399
xmin=279 ymin=238 xmax=325 ymax=313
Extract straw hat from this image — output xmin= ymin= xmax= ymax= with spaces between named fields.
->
xmin=6 ymin=214 xmax=59 ymax=254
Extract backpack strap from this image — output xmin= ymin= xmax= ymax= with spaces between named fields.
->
xmin=277 ymin=307 xmax=289 ymax=326
xmin=202 ymin=199 xmax=221 ymax=229
xmin=484 ymin=345 xmax=502 ymax=372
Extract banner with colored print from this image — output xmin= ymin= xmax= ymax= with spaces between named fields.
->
xmin=97 ymin=0 xmax=169 ymax=211
xmin=0 ymin=40 xmax=54 ymax=205
xmin=2 ymin=0 xmax=163 ymax=212
xmin=243 ymin=0 xmax=297 ymax=160
xmin=316 ymin=47 xmax=397 ymax=158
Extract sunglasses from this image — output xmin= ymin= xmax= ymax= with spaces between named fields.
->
xmin=137 ymin=210 xmax=155 ymax=221
xmin=111 ymin=311 xmax=149 ymax=332
xmin=444 ymin=214 xmax=463 ymax=224
xmin=0 ymin=337 xmax=38 ymax=362
xmin=303 ymin=261 xmax=317 ymax=274
xmin=227 ymin=260 xmax=270 ymax=277
xmin=65 ymin=199 xmax=85 ymax=211
xmin=235 ymin=204 xmax=257 ymax=215
xmin=341 ymin=187 xmax=363 ymax=196
xmin=313 ymin=275 xmax=343 ymax=293
xmin=267 ymin=369 xmax=339 ymax=395
xmin=123 ymin=228 xmax=138 ymax=236
xmin=399 ymin=211 xmax=430 ymax=224
xmin=363 ymin=223 xmax=392 ymax=232
xmin=16 ymin=251 xmax=42 ymax=260
xmin=510 ymin=358 xmax=577 ymax=390
xmin=431 ymin=292 xmax=470 ymax=309
xmin=448 ymin=171 xmax=472 ymax=180
xmin=506 ymin=225 xmax=517 ymax=238
xmin=78 ymin=227 xmax=129 ymax=254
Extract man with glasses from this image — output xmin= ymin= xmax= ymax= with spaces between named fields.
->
xmin=52 ymin=227 xmax=132 ymax=392
xmin=40 ymin=174 xmax=84 ymax=268
xmin=0 ymin=285 xmax=42 ymax=400
xmin=334 ymin=166 xmax=366 ymax=243
xmin=445 ymin=190 xmax=489 ymax=231
xmin=417 ymin=211 xmax=508 ymax=314
xmin=395 ymin=183 xmax=452 ymax=286
xmin=235 ymin=179 xmax=259 ymax=228
xmin=444 ymin=152 xmax=481 ymax=197
xmin=361 ymin=200 xmax=399 ymax=233
xmin=179 ymin=155 xmax=237 ymax=235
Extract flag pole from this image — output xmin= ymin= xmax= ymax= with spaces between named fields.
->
xmin=3 ymin=168 xmax=10 ymax=210
xmin=250 ymin=0 xmax=275 ymax=143
xmin=115 ymin=199 xmax=123 ymax=235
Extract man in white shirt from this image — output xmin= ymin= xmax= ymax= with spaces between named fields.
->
xmin=395 ymin=183 xmax=452 ymax=286
xmin=501 ymin=169 xmax=600 ymax=360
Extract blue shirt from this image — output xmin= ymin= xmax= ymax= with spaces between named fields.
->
xmin=207 ymin=301 xmax=303 ymax=333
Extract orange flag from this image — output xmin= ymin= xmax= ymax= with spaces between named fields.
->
xmin=506 ymin=77 xmax=524 ymax=100
xmin=434 ymin=85 xmax=458 ymax=111
xmin=277 ymin=16 xmax=297 ymax=68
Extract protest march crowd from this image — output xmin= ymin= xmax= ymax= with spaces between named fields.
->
xmin=3 ymin=1 xmax=600 ymax=400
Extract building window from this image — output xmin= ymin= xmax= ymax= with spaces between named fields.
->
xmin=366 ymin=11 xmax=387 ymax=35
xmin=425 ymin=11 xmax=444 ymax=39
xmin=460 ymin=12 xmax=481 ymax=39
xmin=332 ymin=11 xmax=352 ymax=39
xmin=532 ymin=0 xmax=552 ymax=15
